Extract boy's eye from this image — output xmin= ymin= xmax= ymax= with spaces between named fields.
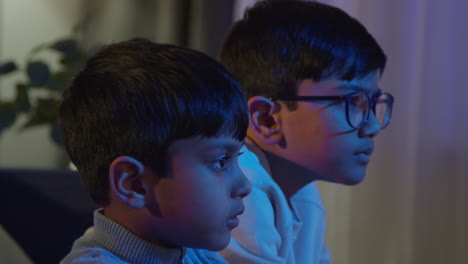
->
xmin=213 ymin=155 xmax=229 ymax=170
xmin=350 ymin=94 xmax=365 ymax=107
xmin=212 ymin=152 xmax=243 ymax=170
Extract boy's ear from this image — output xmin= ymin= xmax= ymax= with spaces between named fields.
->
xmin=247 ymin=96 xmax=282 ymax=144
xmin=109 ymin=156 xmax=146 ymax=209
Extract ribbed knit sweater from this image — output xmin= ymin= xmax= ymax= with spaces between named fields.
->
xmin=60 ymin=210 xmax=227 ymax=264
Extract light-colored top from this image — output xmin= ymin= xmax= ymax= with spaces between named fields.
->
xmin=219 ymin=143 xmax=331 ymax=264
xmin=61 ymin=210 xmax=227 ymax=264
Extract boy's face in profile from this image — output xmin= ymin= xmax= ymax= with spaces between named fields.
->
xmin=143 ymin=135 xmax=251 ymax=251
xmin=278 ymin=71 xmax=382 ymax=185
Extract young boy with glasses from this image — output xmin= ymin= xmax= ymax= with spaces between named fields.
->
xmin=218 ymin=0 xmax=393 ymax=263
xmin=58 ymin=38 xmax=251 ymax=264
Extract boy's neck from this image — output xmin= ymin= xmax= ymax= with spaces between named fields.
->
xmin=103 ymin=205 xmax=177 ymax=249
xmin=246 ymin=138 xmax=319 ymax=200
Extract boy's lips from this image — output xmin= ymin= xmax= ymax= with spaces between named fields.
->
xmin=355 ymin=144 xmax=374 ymax=164
xmin=227 ymin=206 xmax=245 ymax=229
xmin=355 ymin=147 xmax=373 ymax=156
xmin=227 ymin=217 xmax=239 ymax=229
xmin=355 ymin=142 xmax=374 ymax=156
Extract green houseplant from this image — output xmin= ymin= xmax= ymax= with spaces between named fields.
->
xmin=0 ymin=37 xmax=93 ymax=145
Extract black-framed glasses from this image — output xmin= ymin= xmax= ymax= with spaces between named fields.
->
xmin=269 ymin=91 xmax=394 ymax=129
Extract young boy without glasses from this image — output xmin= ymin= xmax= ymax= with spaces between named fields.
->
xmin=59 ymin=38 xmax=252 ymax=264
xmin=218 ymin=1 xmax=394 ymax=263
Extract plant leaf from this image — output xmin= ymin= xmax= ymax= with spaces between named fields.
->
xmin=46 ymin=78 xmax=66 ymax=91
xmin=27 ymin=61 xmax=51 ymax=86
xmin=14 ymin=83 xmax=31 ymax=113
xmin=50 ymin=39 xmax=78 ymax=55
xmin=21 ymin=98 xmax=60 ymax=129
xmin=0 ymin=102 xmax=17 ymax=132
xmin=0 ymin=61 xmax=17 ymax=75
xmin=60 ymin=51 xmax=87 ymax=68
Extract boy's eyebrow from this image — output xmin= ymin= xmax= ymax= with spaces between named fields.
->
xmin=336 ymin=84 xmax=382 ymax=95
xmin=203 ymin=139 xmax=245 ymax=152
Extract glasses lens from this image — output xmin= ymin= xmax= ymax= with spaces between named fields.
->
xmin=347 ymin=92 xmax=369 ymax=128
xmin=374 ymin=93 xmax=393 ymax=128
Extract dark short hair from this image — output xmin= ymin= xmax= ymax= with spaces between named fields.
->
xmin=58 ymin=38 xmax=248 ymax=205
xmin=220 ymin=0 xmax=386 ymax=108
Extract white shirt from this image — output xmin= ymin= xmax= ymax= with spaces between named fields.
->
xmin=219 ymin=143 xmax=331 ymax=264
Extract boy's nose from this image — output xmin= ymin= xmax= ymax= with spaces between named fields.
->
xmin=359 ymin=111 xmax=382 ymax=138
xmin=232 ymin=169 xmax=252 ymax=199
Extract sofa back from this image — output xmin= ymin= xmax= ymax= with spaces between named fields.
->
xmin=0 ymin=168 xmax=98 ymax=264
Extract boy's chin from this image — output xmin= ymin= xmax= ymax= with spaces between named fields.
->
xmin=339 ymin=172 xmax=366 ymax=186
xmin=325 ymin=171 xmax=366 ymax=185
xmin=206 ymin=242 xmax=229 ymax=252
xmin=191 ymin=234 xmax=231 ymax=252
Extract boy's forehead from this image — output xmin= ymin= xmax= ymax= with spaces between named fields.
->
xmin=169 ymin=136 xmax=244 ymax=153
xmin=297 ymin=71 xmax=380 ymax=95
xmin=198 ymin=136 xmax=244 ymax=150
